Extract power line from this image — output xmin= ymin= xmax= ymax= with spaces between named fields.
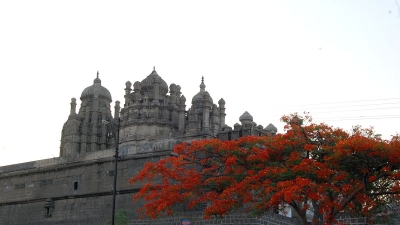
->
xmin=286 ymin=102 xmax=400 ymax=111
xmin=261 ymin=107 xmax=400 ymax=119
xmin=307 ymin=106 xmax=400 ymax=114
xmin=313 ymin=114 xmax=400 ymax=122
xmin=269 ymin=98 xmax=400 ymax=109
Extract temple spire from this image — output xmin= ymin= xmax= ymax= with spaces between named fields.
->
xmin=94 ymin=71 xmax=101 ymax=84
xmin=200 ymin=76 xmax=206 ymax=92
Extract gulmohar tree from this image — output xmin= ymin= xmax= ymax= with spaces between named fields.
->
xmin=130 ymin=113 xmax=400 ymax=224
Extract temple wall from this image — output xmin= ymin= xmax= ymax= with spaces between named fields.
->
xmin=0 ymin=151 xmax=170 ymax=224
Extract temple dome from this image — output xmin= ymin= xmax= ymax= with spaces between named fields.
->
xmin=265 ymin=123 xmax=278 ymax=133
xmin=239 ymin=111 xmax=253 ymax=123
xmin=192 ymin=91 xmax=213 ymax=104
xmin=80 ymin=72 xmax=112 ymax=102
xmin=192 ymin=77 xmax=213 ymax=104
xmin=140 ymin=68 xmax=169 ymax=96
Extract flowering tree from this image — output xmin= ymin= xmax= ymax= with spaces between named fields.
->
xmin=130 ymin=113 xmax=400 ymax=224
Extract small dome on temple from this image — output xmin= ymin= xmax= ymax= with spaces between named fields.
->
xmin=133 ymin=81 xmax=141 ymax=90
xmin=179 ymin=95 xmax=186 ymax=102
xmin=218 ymin=98 xmax=225 ymax=105
xmin=140 ymin=67 xmax=169 ymax=96
xmin=239 ymin=111 xmax=253 ymax=123
xmin=221 ymin=124 xmax=232 ymax=131
xmin=264 ymin=123 xmax=278 ymax=133
xmin=125 ymin=81 xmax=132 ymax=86
xmin=81 ymin=72 xmax=112 ymax=102
xmin=233 ymin=123 xmax=241 ymax=130
xmin=170 ymin=83 xmax=177 ymax=92
xmin=192 ymin=77 xmax=213 ymax=104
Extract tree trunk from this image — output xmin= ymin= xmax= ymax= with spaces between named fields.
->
xmin=291 ymin=203 xmax=308 ymax=225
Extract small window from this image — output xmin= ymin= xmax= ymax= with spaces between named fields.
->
xmin=44 ymin=198 xmax=54 ymax=218
xmin=45 ymin=207 xmax=50 ymax=217
xmin=74 ymin=181 xmax=78 ymax=190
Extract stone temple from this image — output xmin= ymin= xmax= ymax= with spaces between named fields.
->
xmin=0 ymin=68 xmax=282 ymax=225
xmin=60 ymin=68 xmax=277 ymax=158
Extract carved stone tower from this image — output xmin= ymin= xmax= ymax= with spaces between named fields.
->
xmin=60 ymin=72 xmax=118 ymax=157
xmin=119 ymin=67 xmax=186 ymax=146
xmin=185 ymin=77 xmax=225 ymax=137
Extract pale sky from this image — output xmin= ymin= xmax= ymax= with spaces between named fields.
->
xmin=0 ymin=1 xmax=399 ymax=166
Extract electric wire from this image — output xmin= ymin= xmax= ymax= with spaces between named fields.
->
xmin=255 ymin=97 xmax=400 ymax=122
xmin=268 ymin=97 xmax=400 ymax=109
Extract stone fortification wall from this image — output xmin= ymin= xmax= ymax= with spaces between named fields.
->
xmin=0 ymin=193 xmax=143 ymax=225
xmin=0 ymin=137 xmax=176 ymax=175
xmin=0 ymin=212 xmax=300 ymax=225
xmin=0 ymin=149 xmax=171 ymax=223
xmin=128 ymin=213 xmax=300 ymax=225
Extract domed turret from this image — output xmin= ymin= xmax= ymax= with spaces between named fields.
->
xmin=239 ymin=111 xmax=253 ymax=124
xmin=140 ymin=67 xmax=169 ymax=97
xmin=265 ymin=123 xmax=278 ymax=134
xmin=62 ymin=71 xmax=114 ymax=157
xmin=133 ymin=81 xmax=141 ymax=91
xmin=179 ymin=95 xmax=186 ymax=102
xmin=233 ymin=123 xmax=241 ymax=130
xmin=169 ymin=83 xmax=177 ymax=92
xmin=80 ymin=72 xmax=112 ymax=102
xmin=192 ymin=77 xmax=213 ymax=104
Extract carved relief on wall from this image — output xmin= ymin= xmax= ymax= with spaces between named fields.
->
xmin=64 ymin=120 xmax=79 ymax=135
xmin=63 ymin=143 xmax=72 ymax=156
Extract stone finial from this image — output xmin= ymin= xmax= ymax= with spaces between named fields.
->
xmin=133 ymin=81 xmax=141 ymax=92
xmin=114 ymin=101 xmax=121 ymax=119
xmin=70 ymin=98 xmax=77 ymax=115
xmin=169 ymin=83 xmax=177 ymax=93
xmin=149 ymin=67 xmax=158 ymax=76
xmin=218 ymin=98 xmax=225 ymax=106
xmin=179 ymin=95 xmax=186 ymax=102
xmin=200 ymin=76 xmax=206 ymax=92
xmin=94 ymin=71 xmax=101 ymax=84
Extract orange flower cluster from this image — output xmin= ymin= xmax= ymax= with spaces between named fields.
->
xmin=130 ymin=113 xmax=400 ymax=225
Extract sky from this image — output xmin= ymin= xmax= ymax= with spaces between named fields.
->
xmin=0 ymin=0 xmax=399 ymax=166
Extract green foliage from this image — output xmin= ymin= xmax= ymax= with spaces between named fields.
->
xmin=105 ymin=209 xmax=129 ymax=225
